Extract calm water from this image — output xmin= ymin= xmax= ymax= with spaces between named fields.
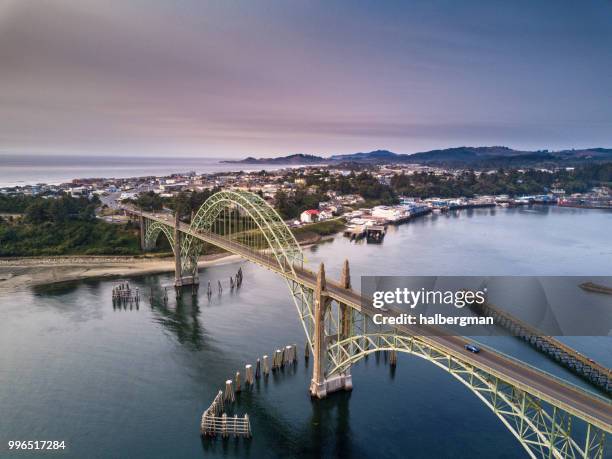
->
xmin=0 ymin=206 xmax=611 ymax=458
xmin=0 ymin=154 xmax=301 ymax=187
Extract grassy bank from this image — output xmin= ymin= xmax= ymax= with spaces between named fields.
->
xmin=291 ymin=218 xmax=346 ymax=243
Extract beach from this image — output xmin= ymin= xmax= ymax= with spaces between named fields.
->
xmin=0 ymin=253 xmax=242 ymax=293
xmin=0 ymin=232 xmax=334 ymax=293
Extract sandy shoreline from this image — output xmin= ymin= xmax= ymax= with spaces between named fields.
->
xmin=0 ymin=234 xmax=335 ymax=293
xmin=0 ymin=253 xmax=242 ymax=293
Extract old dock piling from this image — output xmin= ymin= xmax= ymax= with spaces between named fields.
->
xmin=224 ymin=380 xmax=235 ymax=403
xmin=272 ymin=349 xmax=283 ymax=370
xmin=111 ymin=281 xmax=140 ymax=308
xmin=262 ymin=355 xmax=270 ymax=376
xmin=201 ymin=390 xmax=251 ymax=439
xmin=245 ymin=364 xmax=254 ymax=386
xmin=284 ymin=346 xmax=293 ymax=366
xmin=291 ymin=344 xmax=298 ymax=363
xmin=235 ymin=371 xmax=241 ymax=392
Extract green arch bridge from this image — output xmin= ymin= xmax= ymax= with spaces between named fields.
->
xmin=121 ymin=190 xmax=611 ymax=459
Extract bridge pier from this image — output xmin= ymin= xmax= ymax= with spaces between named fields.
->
xmin=339 ymin=259 xmax=353 ymax=391
xmin=173 ymin=212 xmax=199 ymax=298
xmin=139 ymin=215 xmax=146 ymax=252
xmin=310 ymin=262 xmax=353 ymax=398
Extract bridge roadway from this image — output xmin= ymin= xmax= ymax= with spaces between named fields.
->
xmin=134 ymin=208 xmax=612 ymax=432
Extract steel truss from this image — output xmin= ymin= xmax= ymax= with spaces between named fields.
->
xmin=144 ymin=219 xmax=174 ymax=251
xmin=326 ymin=331 xmax=609 ymax=459
xmin=138 ymin=191 xmax=610 ymax=458
xmin=144 ymin=190 xmax=316 ymax=347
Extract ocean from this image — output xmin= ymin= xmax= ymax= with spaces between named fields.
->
xmin=0 ymin=154 xmax=291 ymax=187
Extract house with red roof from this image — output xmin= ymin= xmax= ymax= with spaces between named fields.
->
xmin=300 ymin=209 xmax=319 ymax=223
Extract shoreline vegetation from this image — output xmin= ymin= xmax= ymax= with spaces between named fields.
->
xmin=0 ymin=219 xmax=343 ymax=292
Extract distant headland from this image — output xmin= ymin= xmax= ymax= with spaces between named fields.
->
xmin=222 ymin=147 xmax=612 ymax=167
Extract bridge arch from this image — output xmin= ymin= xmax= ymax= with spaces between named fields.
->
xmin=183 ymin=190 xmax=303 ymax=273
xmin=144 ymin=220 xmax=175 ymax=252
xmin=326 ymin=333 xmax=607 ymax=459
xmin=178 ymin=190 xmax=316 ymax=344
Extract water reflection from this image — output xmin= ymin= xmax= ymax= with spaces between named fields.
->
xmin=144 ymin=278 xmax=207 ymax=351
xmin=308 ymin=393 xmax=353 ymax=458
xmin=32 ymin=279 xmax=81 ymax=296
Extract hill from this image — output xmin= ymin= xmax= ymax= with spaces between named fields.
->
xmin=223 ymin=147 xmax=612 ymax=168
xmin=222 ymin=153 xmax=325 ymax=165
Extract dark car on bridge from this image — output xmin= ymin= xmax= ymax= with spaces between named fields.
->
xmin=464 ymin=344 xmax=481 ymax=353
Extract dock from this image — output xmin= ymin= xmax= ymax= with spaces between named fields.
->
xmin=366 ymin=225 xmax=386 ymax=243
xmin=343 ymin=225 xmax=366 ymax=240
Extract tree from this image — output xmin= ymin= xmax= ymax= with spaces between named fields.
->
xmin=135 ymin=191 xmax=164 ymax=211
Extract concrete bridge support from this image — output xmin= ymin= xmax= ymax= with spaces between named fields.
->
xmin=338 ymin=259 xmax=353 ymax=391
xmin=173 ymin=212 xmax=199 ymax=298
xmin=139 ymin=215 xmax=146 ymax=252
xmin=310 ymin=262 xmax=353 ymax=398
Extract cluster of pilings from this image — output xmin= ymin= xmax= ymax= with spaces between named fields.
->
xmin=205 ymin=267 xmax=243 ymax=300
xmin=200 ymin=390 xmax=251 ymax=439
xmin=230 ymin=343 xmax=299 ymax=394
xmin=202 ymin=342 xmax=300 ymax=439
xmin=112 ymin=282 xmax=140 ymax=308
xmin=270 ymin=344 xmax=298 ymax=371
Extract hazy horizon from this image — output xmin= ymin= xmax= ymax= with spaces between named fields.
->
xmin=1 ymin=1 xmax=611 ymax=157
xmin=2 ymin=143 xmax=612 ymax=160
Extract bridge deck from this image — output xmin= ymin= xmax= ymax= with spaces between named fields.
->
xmin=131 ymin=208 xmax=612 ymax=432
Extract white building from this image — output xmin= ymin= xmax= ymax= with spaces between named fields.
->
xmin=300 ymin=209 xmax=320 ymax=223
xmin=371 ymin=205 xmax=403 ymax=222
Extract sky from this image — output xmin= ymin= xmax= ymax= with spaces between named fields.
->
xmin=0 ymin=0 xmax=611 ymax=158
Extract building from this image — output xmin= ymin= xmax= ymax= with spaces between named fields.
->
xmin=300 ymin=209 xmax=319 ymax=223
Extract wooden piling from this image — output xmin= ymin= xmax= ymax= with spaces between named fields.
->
xmin=244 ymin=414 xmax=251 ymax=438
xmin=273 ymin=349 xmax=283 ymax=370
xmin=255 ymin=359 xmax=261 ymax=379
xmin=245 ymin=364 xmax=254 ymax=386
xmin=221 ymin=413 xmax=228 ymax=438
xmin=262 ymin=355 xmax=270 ymax=376
xmin=235 ymin=371 xmax=241 ymax=392
xmin=284 ymin=345 xmax=293 ymax=365
xmin=224 ymin=380 xmax=235 ymax=403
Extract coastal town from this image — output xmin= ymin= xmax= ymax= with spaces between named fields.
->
xmin=2 ymin=161 xmax=609 ymax=290
xmin=1 ymin=163 xmax=610 ymax=247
